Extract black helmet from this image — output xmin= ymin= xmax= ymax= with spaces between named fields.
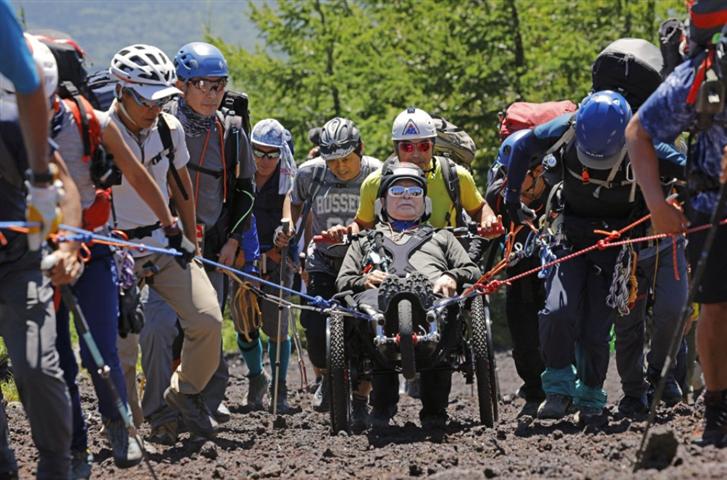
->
xmin=378 ymin=163 xmax=427 ymax=198
xmin=318 ymin=117 xmax=362 ymax=160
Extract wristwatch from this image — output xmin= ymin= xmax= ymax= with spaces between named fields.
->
xmin=25 ymin=168 xmax=54 ymax=186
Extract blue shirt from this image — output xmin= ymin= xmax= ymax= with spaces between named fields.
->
xmin=639 ymin=57 xmax=727 ymax=214
xmin=0 ymin=0 xmax=40 ymax=94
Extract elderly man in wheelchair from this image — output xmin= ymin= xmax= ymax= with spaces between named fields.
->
xmin=328 ymin=163 xmax=497 ymax=433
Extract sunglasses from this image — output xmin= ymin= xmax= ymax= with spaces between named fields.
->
xmin=388 ymin=185 xmax=424 ymax=198
xmin=125 ymin=88 xmax=172 ymax=109
xmin=398 ymin=141 xmax=432 ymax=153
xmin=253 ymin=148 xmax=281 ymax=160
xmin=188 ymin=78 xmax=228 ymax=95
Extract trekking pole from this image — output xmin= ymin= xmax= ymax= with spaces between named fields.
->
xmin=55 ymin=283 xmax=159 ymax=480
xmin=290 ymin=320 xmax=309 ymax=391
xmin=272 ymin=219 xmax=291 ymax=417
xmin=633 ymin=182 xmax=727 ymax=471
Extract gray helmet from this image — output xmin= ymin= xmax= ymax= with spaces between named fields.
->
xmin=318 ymin=117 xmax=362 ymax=160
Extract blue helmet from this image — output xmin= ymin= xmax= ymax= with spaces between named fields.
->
xmin=575 ymin=90 xmax=632 ymax=170
xmin=174 ymin=42 xmax=228 ymax=81
xmin=495 ymin=129 xmax=531 ymax=171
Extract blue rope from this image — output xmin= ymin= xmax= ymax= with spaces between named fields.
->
xmin=0 ymin=221 xmax=37 ymax=229
xmin=58 ymin=225 xmax=183 ymax=257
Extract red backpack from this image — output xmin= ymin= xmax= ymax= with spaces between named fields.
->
xmin=58 ymin=87 xmax=112 ymax=231
xmin=498 ymin=100 xmax=577 ymax=140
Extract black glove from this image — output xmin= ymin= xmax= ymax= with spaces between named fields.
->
xmin=118 ymin=283 xmax=144 ymax=338
xmin=506 ymin=201 xmax=537 ymax=226
xmin=164 ymin=221 xmax=196 ymax=268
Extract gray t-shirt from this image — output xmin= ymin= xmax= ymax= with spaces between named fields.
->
xmin=53 ymin=102 xmax=112 ymax=209
xmin=292 ymin=155 xmax=381 ymax=272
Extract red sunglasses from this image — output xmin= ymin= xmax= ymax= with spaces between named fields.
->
xmin=398 ymin=141 xmax=432 ymax=153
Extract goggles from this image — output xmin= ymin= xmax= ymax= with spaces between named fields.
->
xmin=253 ymin=148 xmax=281 ymax=160
xmin=188 ymin=78 xmax=228 ymax=95
xmin=398 ymin=141 xmax=431 ymax=153
xmin=388 ymin=185 xmax=424 ymax=198
xmin=125 ymin=88 xmax=173 ymax=109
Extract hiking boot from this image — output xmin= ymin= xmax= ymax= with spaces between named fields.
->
xmin=269 ymin=383 xmax=301 ymax=415
xmin=370 ymin=405 xmax=396 ymax=428
xmin=70 ymin=449 xmax=92 ymax=480
xmin=695 ymin=390 xmax=727 ymax=447
xmin=618 ymin=395 xmax=649 ymax=418
xmin=351 ymin=395 xmax=370 ymax=431
xmin=214 ymin=402 xmax=231 ymax=424
xmin=104 ymin=418 xmax=142 ymax=468
xmin=537 ymin=394 xmax=572 ymax=419
xmin=420 ymin=412 xmax=448 ymax=430
xmin=148 ymin=420 xmax=178 ymax=445
xmin=312 ymin=376 xmax=330 ymax=413
xmin=647 ymin=368 xmax=683 ymax=408
xmin=163 ymin=387 xmax=218 ymax=439
xmin=576 ymin=406 xmax=608 ymax=428
xmin=518 ymin=400 xmax=541 ymax=418
xmin=247 ymin=371 xmax=270 ymax=411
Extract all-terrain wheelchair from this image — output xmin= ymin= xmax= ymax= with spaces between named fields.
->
xmin=324 ymin=225 xmax=500 ymax=434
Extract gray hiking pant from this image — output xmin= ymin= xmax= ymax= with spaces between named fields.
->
xmin=141 ymin=269 xmax=229 ymax=428
xmin=614 ymin=239 xmax=688 ymax=398
xmin=0 ymin=251 xmax=71 ymax=479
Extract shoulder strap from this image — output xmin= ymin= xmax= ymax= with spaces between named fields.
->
xmin=438 ymin=156 xmax=463 ymax=227
xmin=62 ymin=94 xmax=102 ymax=162
xmin=158 ymin=114 xmax=189 ymax=201
xmin=381 ymin=225 xmax=435 ymax=275
xmin=544 ymin=121 xmax=575 ymax=156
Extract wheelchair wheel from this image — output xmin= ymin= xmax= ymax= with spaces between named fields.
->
xmin=471 ymin=295 xmax=495 ymax=427
xmin=398 ymin=300 xmax=416 ymax=381
xmin=326 ymin=311 xmax=350 ymax=434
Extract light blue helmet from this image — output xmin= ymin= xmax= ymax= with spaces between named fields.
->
xmin=174 ymin=42 xmax=228 ymax=81
xmin=575 ymin=90 xmax=632 ymax=170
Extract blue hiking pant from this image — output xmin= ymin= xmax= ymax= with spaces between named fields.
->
xmin=56 ymin=244 xmax=128 ymax=452
xmin=539 ymin=246 xmax=620 ymax=410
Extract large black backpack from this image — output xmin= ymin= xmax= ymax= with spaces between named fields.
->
xmin=592 ymin=38 xmax=664 ymax=111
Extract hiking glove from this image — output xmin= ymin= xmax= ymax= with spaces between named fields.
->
xmin=164 ymin=222 xmax=196 ymax=268
xmin=506 ymin=201 xmax=536 ymax=226
xmin=25 ymin=180 xmax=64 ymax=251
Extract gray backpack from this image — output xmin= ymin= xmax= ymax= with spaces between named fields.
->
xmin=432 ymin=115 xmax=476 ymax=167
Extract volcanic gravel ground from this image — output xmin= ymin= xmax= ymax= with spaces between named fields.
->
xmin=7 ymin=351 xmax=727 ymax=479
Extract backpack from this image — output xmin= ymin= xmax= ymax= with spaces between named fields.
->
xmin=688 ymin=0 xmax=727 ymax=48
xmin=431 ymin=115 xmax=476 ymax=166
xmin=498 ymin=100 xmax=577 ymax=140
xmin=591 ymin=38 xmax=664 ymax=111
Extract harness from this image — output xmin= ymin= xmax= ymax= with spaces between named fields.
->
xmin=367 ymin=226 xmax=435 ymax=276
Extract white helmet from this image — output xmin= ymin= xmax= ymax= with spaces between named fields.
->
xmin=109 ymin=44 xmax=181 ymax=100
xmin=0 ymin=33 xmax=58 ymax=121
xmin=391 ymin=107 xmax=437 ymax=141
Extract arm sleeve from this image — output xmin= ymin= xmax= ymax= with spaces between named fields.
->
xmin=336 ymin=238 xmax=368 ymax=293
xmin=0 ymin=1 xmax=40 ymax=94
xmin=505 ymin=116 xmax=571 ymax=205
xmin=457 ymin=166 xmax=485 ymax=212
xmin=440 ymin=231 xmax=481 ymax=286
xmin=355 ymin=171 xmax=380 ymax=224
xmin=654 ymin=141 xmax=687 ymax=180
xmin=638 ymin=60 xmax=697 ymax=143
xmin=236 ymin=128 xmax=255 ymax=180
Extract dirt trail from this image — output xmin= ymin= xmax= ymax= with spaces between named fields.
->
xmin=8 ymin=352 xmax=727 ymax=479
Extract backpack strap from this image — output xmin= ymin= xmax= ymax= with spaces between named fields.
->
xmin=157 ymin=114 xmax=189 ymax=201
xmin=58 ymin=81 xmax=102 ymax=162
xmin=544 ymin=119 xmax=576 ymax=157
xmin=438 ymin=156 xmax=463 ymax=227
xmin=380 ymin=225 xmax=435 ymax=275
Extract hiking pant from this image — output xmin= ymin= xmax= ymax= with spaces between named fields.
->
xmin=0 ymin=250 xmax=71 ymax=479
xmin=506 ymin=256 xmax=546 ymax=401
xmin=140 ymin=268 xmax=228 ymax=428
xmin=539 ymin=246 xmax=619 ymax=408
xmin=117 ymin=332 xmax=143 ymax=427
xmin=615 ymin=239 xmax=688 ymax=398
xmin=301 ymin=271 xmax=337 ymax=370
xmin=56 ymin=244 xmax=128 ymax=452
xmin=117 ymin=254 xmax=222 ymax=403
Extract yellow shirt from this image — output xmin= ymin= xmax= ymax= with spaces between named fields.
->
xmin=356 ymin=158 xmax=485 ymax=228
